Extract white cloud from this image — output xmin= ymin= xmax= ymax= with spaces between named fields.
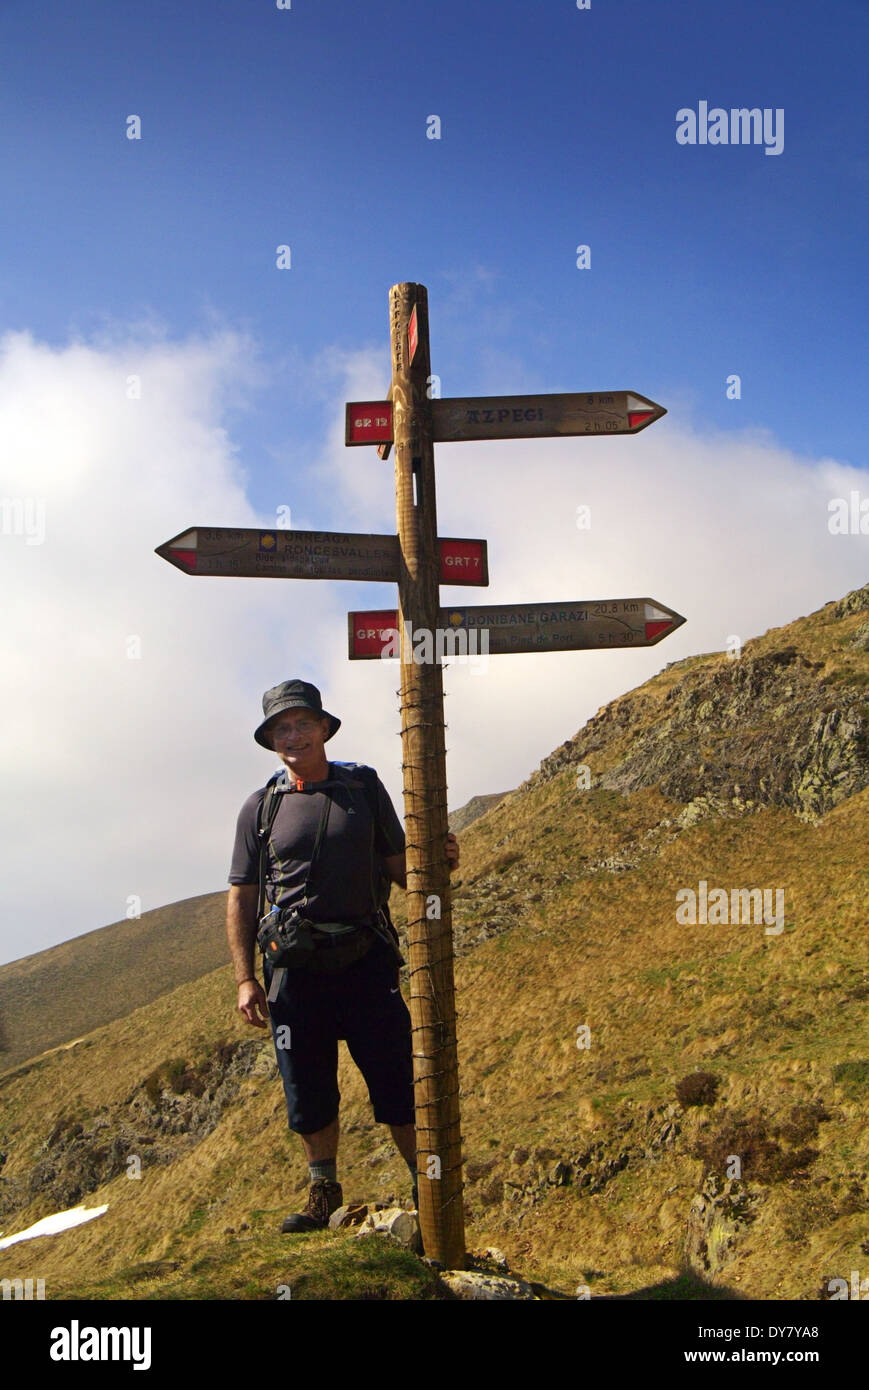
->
xmin=0 ymin=326 xmax=865 ymax=963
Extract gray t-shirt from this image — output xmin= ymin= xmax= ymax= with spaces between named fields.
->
xmin=228 ymin=762 xmax=405 ymax=924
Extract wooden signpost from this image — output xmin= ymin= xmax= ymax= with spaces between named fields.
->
xmin=347 ymin=597 xmax=685 ymax=658
xmin=352 ymin=287 xmax=677 ymax=1270
xmin=346 ymin=389 xmax=666 ymax=446
xmin=155 ymin=526 xmax=488 ymax=586
xmin=157 ymin=280 xmax=679 ymax=1272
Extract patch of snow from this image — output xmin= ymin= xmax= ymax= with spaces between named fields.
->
xmin=0 ymin=1203 xmax=108 ymax=1249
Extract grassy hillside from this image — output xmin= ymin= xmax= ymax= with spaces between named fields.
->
xmin=0 ymin=584 xmax=866 ymax=1299
xmin=448 ymin=790 xmax=510 ymax=834
xmin=0 ymin=892 xmax=229 ymax=1075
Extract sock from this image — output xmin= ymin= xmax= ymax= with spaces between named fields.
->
xmin=309 ymin=1158 xmax=337 ymax=1185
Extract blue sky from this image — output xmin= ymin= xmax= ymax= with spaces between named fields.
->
xmin=4 ymin=0 xmax=868 ymax=468
xmin=1 ymin=0 xmax=866 ymax=962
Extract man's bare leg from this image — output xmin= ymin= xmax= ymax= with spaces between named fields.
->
xmin=389 ymin=1122 xmax=417 ymax=1170
xmin=298 ymin=1115 xmax=339 ymax=1163
xmin=297 ymin=1117 xmax=415 ymax=1178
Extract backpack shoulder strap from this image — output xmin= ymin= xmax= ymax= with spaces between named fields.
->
xmin=256 ymin=770 xmax=287 ymax=920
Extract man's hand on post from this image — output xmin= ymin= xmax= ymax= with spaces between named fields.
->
xmin=445 ymin=832 xmax=459 ymax=873
xmin=237 ymin=978 xmax=270 ymax=1028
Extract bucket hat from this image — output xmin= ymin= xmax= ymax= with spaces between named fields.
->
xmin=254 ymin=679 xmax=341 ymax=749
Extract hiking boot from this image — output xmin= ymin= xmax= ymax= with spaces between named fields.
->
xmin=281 ymin=1179 xmax=343 ymax=1233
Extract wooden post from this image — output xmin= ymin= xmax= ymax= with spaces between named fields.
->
xmin=388 ymin=282 xmax=465 ymax=1268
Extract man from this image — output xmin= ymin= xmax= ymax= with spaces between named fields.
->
xmin=226 ymin=678 xmax=459 ymax=1233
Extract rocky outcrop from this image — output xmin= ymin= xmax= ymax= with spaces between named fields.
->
xmin=835 ymin=583 xmax=869 ymax=617
xmin=0 ymin=1038 xmax=272 ymax=1223
xmin=525 ymin=642 xmax=867 ymax=822
xmin=850 ymin=621 xmax=869 ymax=652
xmin=686 ymin=1173 xmax=761 ymax=1276
xmin=467 ymin=1106 xmax=684 ymax=1220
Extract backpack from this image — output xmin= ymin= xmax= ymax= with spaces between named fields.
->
xmin=255 ymin=761 xmax=402 ymax=959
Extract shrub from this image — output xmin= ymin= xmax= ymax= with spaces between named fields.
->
xmin=691 ymin=1110 xmax=818 ymax=1184
xmin=215 ymin=1040 xmax=239 ymax=1067
xmin=676 ymin=1071 xmax=720 ymax=1107
xmin=774 ymin=1100 xmax=828 ymax=1146
xmin=143 ymin=1057 xmax=207 ymax=1103
xmin=143 ymin=1069 xmax=164 ymax=1106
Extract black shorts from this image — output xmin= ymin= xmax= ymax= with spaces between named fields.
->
xmin=263 ymin=939 xmax=415 ymax=1134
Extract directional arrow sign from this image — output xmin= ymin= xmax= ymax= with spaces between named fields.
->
xmin=348 ymin=597 xmax=685 ymax=658
xmin=346 ymin=391 xmax=665 ymax=446
xmin=432 ymin=391 xmax=666 ymax=442
xmin=155 ymin=527 xmax=488 ymax=586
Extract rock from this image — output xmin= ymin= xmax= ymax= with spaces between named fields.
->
xmin=467 ymin=1246 xmax=510 ymax=1273
xmin=548 ymin=1161 xmax=572 ymax=1185
xmin=589 ymin=854 xmax=635 ymax=873
xmin=835 ymin=584 xmax=869 ymax=618
xmin=677 ymin=795 xmax=728 ymax=828
xmin=439 ymin=1270 xmax=539 ymax=1300
xmin=849 ymin=621 xmax=869 ymax=651
xmin=686 ymin=1174 xmax=760 ymax=1275
xmin=328 ymin=1203 xmax=368 ymax=1230
xmin=353 ymin=1206 xmax=421 ymax=1252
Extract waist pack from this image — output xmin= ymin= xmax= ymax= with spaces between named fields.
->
xmin=257 ymin=905 xmax=376 ymax=973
